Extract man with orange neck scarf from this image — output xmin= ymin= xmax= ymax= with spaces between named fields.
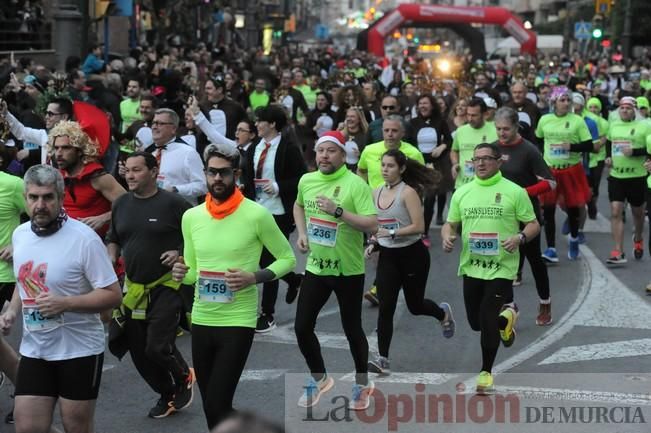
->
xmin=172 ymin=144 xmax=296 ymax=431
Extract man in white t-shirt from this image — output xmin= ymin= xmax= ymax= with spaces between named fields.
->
xmin=0 ymin=164 xmax=121 ymax=433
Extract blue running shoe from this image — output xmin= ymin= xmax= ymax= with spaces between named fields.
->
xmin=568 ymin=237 xmax=580 ymax=260
xmin=541 ymin=247 xmax=559 ymax=263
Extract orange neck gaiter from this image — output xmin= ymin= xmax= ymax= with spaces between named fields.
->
xmin=205 ymin=187 xmax=245 ymax=220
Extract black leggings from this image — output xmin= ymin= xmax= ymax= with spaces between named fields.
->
xmin=463 ymin=277 xmax=513 ymax=373
xmin=376 ymin=242 xmax=445 ymax=358
xmin=294 ymin=272 xmax=369 ymax=385
xmin=191 ymin=325 xmax=255 ymax=430
xmin=423 ymin=191 xmax=447 ymax=233
xmin=543 ymin=205 xmax=581 ymax=247
xmin=260 ymin=213 xmax=299 ymax=315
xmin=515 ymin=232 xmax=550 ymax=300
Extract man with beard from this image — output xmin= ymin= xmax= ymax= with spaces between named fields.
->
xmin=2 ymin=97 xmax=73 ymax=165
xmin=293 ymin=131 xmax=377 ymax=410
xmin=172 ymin=144 xmax=296 ymax=430
xmin=107 ymin=151 xmax=195 ymax=419
xmin=0 ymin=164 xmax=121 ymax=433
xmin=49 ymin=121 xmax=125 ymax=237
xmin=120 ymin=78 xmax=143 ymax=133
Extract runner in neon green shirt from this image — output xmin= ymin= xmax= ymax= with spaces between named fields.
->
xmin=357 ymin=115 xmax=424 ymax=188
xmin=173 ymin=145 xmax=295 ymax=429
xmin=534 ymin=86 xmax=594 ymax=262
xmin=442 ymin=142 xmax=539 ymax=395
xmin=451 ymin=98 xmax=497 ymax=188
xmin=604 ymin=97 xmax=650 ymax=264
xmin=293 ymin=131 xmax=378 ymax=411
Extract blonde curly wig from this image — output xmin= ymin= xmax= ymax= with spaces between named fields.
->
xmin=47 ymin=120 xmax=99 ymax=164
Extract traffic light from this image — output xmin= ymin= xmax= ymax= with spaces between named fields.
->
xmin=592 ymin=15 xmax=603 ymax=39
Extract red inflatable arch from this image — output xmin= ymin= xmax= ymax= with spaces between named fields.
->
xmin=368 ymin=4 xmax=536 ymax=57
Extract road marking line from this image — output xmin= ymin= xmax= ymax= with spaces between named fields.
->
xmin=255 ymin=325 xmax=379 ymax=354
xmin=489 ymin=386 xmax=651 ymax=406
xmin=241 ymin=369 xmax=288 ymax=381
xmin=339 ymin=372 xmax=458 ymax=385
xmin=540 ymin=338 xmax=651 ymax=365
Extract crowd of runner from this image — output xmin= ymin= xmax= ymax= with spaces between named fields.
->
xmin=0 ymin=41 xmax=651 ymax=432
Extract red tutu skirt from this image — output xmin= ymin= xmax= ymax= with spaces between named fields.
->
xmin=540 ymin=163 xmax=592 ymax=208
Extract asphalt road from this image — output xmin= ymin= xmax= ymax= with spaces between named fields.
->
xmin=2 ymin=184 xmax=651 ymax=433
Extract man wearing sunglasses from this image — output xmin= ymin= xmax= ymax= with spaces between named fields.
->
xmin=365 ymin=95 xmax=409 ymax=144
xmin=172 ymin=145 xmax=296 ymax=430
xmin=1 ymin=97 xmax=72 ymax=166
xmin=442 ymin=142 xmax=539 ymax=395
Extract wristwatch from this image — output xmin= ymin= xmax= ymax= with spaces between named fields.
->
xmin=389 ymin=229 xmax=396 ymax=239
xmin=518 ymin=232 xmax=527 ymax=244
xmin=334 ymin=206 xmax=344 ymax=218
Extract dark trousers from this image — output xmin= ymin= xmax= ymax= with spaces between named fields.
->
xmin=192 ymin=325 xmax=255 ymax=430
xmin=124 ymin=285 xmax=189 ymax=399
xmin=260 ymin=213 xmax=299 ymax=315
xmin=376 ymin=242 xmax=445 ymax=357
xmin=516 ymin=232 xmax=550 ymax=300
xmin=543 ymin=205 xmax=581 ymax=246
xmin=423 ymin=191 xmax=447 ymax=232
xmin=463 ymin=276 xmax=513 ymax=372
xmin=294 ymin=272 xmax=369 ymax=385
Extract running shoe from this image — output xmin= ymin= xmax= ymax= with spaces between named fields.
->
xmin=536 ymin=302 xmax=552 ymax=326
xmin=286 ymin=273 xmax=303 ymax=304
xmin=421 ymin=235 xmax=432 ymax=248
xmin=568 ymin=236 xmax=580 ymax=260
xmin=646 ymin=281 xmax=651 ymax=296
xmin=587 ymin=201 xmax=598 ymax=220
xmin=4 ymin=409 xmax=13 ymax=424
xmin=561 ymin=218 xmax=570 ymax=235
xmin=148 ymin=397 xmax=176 ymax=418
xmin=633 ymin=236 xmax=644 ymax=260
xmin=577 ymin=231 xmax=586 ymax=244
xmin=348 ymin=381 xmax=375 ymax=410
xmin=541 ymin=247 xmax=559 ymax=263
xmin=255 ymin=313 xmax=276 ymax=333
xmin=606 ymin=250 xmax=627 ymax=265
xmin=0 ymin=372 xmax=4 ymax=390
xmin=499 ymin=307 xmax=517 ymax=347
xmin=512 ymin=274 xmax=522 ymax=287
xmin=435 ymin=216 xmax=445 ymax=226
xmin=439 ymin=302 xmax=455 ymax=338
xmin=476 ymin=371 xmax=494 ymax=395
xmin=364 ymin=286 xmax=379 ymax=306
xmin=173 ymin=368 xmax=195 ymax=411
xmin=298 ymin=375 xmax=334 ymax=408
xmin=368 ymin=356 xmax=391 ymax=375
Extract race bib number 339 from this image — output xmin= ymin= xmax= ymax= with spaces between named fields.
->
xmin=307 ymin=217 xmax=338 ymax=247
xmin=198 ymin=271 xmax=234 ymax=303
xmin=468 ymin=232 xmax=499 ymax=256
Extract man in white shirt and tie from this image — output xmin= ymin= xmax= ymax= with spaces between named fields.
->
xmin=150 ymin=108 xmax=206 ymax=204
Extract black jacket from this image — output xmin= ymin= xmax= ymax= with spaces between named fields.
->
xmin=244 ymin=134 xmax=307 ymax=224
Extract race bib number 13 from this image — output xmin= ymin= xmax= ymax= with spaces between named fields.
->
xmin=23 ymin=305 xmax=63 ymax=331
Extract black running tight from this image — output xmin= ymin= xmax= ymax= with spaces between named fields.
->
xmin=543 ymin=205 xmax=581 ymax=247
xmin=294 ymin=272 xmax=369 ymax=385
xmin=375 ymin=241 xmax=445 ymax=358
xmin=463 ymin=276 xmax=513 ymax=373
xmin=191 ymin=325 xmax=255 ymax=430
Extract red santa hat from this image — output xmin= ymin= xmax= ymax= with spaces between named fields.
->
xmin=314 ymin=130 xmax=346 ymax=151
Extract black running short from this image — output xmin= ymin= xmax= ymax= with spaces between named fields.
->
xmin=0 ymin=282 xmax=14 ymax=305
xmin=15 ymin=353 xmax=104 ymax=400
xmin=608 ymin=176 xmax=647 ymax=207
